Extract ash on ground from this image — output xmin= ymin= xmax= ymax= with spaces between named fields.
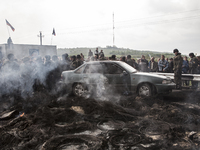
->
xmin=1 ymin=90 xmax=200 ymax=150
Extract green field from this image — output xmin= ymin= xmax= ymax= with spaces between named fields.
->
xmin=57 ymin=46 xmax=179 ymax=61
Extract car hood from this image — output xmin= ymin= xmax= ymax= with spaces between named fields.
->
xmin=132 ymin=72 xmax=170 ymax=80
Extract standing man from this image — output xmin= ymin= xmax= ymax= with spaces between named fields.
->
xmin=70 ymin=55 xmax=77 ymax=70
xmin=132 ymin=59 xmax=138 ymax=70
xmin=148 ymin=57 xmax=158 ymax=72
xmin=168 ymin=58 xmax=174 ymax=73
xmin=88 ymin=49 xmax=93 ymax=58
xmin=126 ymin=55 xmax=134 ymax=67
xmin=158 ymin=55 xmax=168 ymax=72
xmin=76 ymin=54 xmax=83 ymax=68
xmin=197 ymin=56 xmax=200 ymax=74
xmin=189 ymin=53 xmax=198 ymax=88
xmin=138 ymin=55 xmax=148 ymax=72
xmin=94 ymin=48 xmax=99 ymax=59
xmin=99 ymin=50 xmax=105 ymax=60
xmin=173 ymin=49 xmax=183 ymax=89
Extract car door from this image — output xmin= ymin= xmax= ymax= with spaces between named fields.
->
xmin=82 ymin=63 xmax=107 ymax=88
xmin=102 ymin=62 xmax=131 ymax=92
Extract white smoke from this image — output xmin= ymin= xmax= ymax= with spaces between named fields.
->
xmin=0 ymin=54 xmax=63 ymax=99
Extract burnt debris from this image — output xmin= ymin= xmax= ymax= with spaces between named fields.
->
xmin=1 ymin=92 xmax=200 ymax=149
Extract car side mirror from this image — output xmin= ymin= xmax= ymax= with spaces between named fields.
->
xmin=123 ymin=70 xmax=128 ymax=76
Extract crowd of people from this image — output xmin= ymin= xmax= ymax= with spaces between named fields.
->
xmin=86 ymin=48 xmax=200 ymax=75
xmin=86 ymin=48 xmax=200 ymax=89
xmin=0 ymin=48 xmax=199 ymax=98
xmin=0 ymin=53 xmax=85 ymax=98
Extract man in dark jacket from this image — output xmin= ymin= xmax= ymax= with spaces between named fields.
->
xmin=189 ymin=53 xmax=198 ymax=88
xmin=70 ymin=55 xmax=77 ymax=70
xmin=173 ymin=49 xmax=183 ymax=89
xmin=126 ymin=55 xmax=134 ymax=66
xmin=197 ymin=56 xmax=200 ymax=74
xmin=76 ymin=55 xmax=83 ymax=68
xmin=88 ymin=49 xmax=93 ymax=58
xmin=168 ymin=58 xmax=174 ymax=73
xmin=138 ymin=55 xmax=148 ymax=72
xmin=99 ymin=50 xmax=105 ymax=60
xmin=132 ymin=59 xmax=138 ymax=70
xmin=148 ymin=57 xmax=158 ymax=72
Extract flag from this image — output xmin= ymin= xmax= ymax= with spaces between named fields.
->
xmin=5 ymin=19 xmax=15 ymax=31
xmin=52 ymin=28 xmax=56 ymax=36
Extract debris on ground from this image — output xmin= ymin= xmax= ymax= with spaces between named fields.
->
xmin=1 ymin=91 xmax=200 ymax=149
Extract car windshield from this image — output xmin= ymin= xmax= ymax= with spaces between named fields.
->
xmin=117 ymin=62 xmax=137 ymax=73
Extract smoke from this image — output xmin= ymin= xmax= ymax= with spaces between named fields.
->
xmin=78 ymin=63 xmax=126 ymax=102
xmin=0 ymin=54 xmax=63 ymax=99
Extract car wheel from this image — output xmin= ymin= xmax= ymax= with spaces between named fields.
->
xmin=72 ymin=83 xmax=86 ymax=97
xmin=138 ymin=83 xmax=152 ymax=97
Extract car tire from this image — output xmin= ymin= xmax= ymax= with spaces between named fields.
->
xmin=138 ymin=83 xmax=152 ymax=97
xmin=72 ymin=83 xmax=86 ymax=97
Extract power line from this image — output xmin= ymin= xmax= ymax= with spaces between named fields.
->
xmin=49 ymin=14 xmax=200 ymax=35
xmin=13 ymin=9 xmax=200 ymax=39
xmin=46 ymin=8 xmax=200 ymax=32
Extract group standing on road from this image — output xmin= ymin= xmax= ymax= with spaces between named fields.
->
xmin=0 ymin=47 xmax=199 ymax=98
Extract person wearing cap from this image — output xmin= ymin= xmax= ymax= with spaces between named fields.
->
xmin=173 ymin=49 xmax=183 ymax=89
xmin=189 ymin=52 xmax=198 ymax=88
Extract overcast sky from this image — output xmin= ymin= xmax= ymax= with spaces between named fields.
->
xmin=1 ymin=0 xmax=200 ymax=55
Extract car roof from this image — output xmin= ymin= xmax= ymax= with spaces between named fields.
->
xmin=84 ymin=60 xmax=123 ymax=65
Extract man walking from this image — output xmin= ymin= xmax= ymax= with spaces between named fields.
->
xmin=173 ymin=49 xmax=183 ymax=89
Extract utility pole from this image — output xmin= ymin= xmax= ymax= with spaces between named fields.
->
xmin=37 ymin=31 xmax=44 ymax=45
xmin=113 ymin=12 xmax=115 ymax=47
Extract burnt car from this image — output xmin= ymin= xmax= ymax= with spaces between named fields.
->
xmin=61 ymin=61 xmax=175 ymax=97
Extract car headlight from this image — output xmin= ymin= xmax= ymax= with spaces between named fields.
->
xmin=162 ymin=79 xmax=172 ymax=84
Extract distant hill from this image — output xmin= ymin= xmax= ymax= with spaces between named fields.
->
xmin=57 ymin=46 xmax=176 ymax=61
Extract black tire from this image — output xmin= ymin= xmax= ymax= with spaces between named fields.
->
xmin=138 ymin=83 xmax=152 ymax=97
xmin=72 ymin=83 xmax=86 ymax=97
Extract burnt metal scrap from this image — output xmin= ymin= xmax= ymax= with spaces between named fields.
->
xmin=1 ymin=93 xmax=200 ymax=149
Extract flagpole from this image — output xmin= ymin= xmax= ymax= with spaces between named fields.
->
xmin=51 ymin=35 xmax=53 ymax=45
xmin=6 ymin=25 xmax=11 ymax=37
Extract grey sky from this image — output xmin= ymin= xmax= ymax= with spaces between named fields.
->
xmin=1 ymin=0 xmax=200 ymax=55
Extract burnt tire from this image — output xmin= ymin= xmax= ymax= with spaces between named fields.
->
xmin=72 ymin=83 xmax=86 ymax=97
xmin=138 ymin=83 xmax=152 ymax=97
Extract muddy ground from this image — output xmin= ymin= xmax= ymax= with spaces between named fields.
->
xmin=0 ymin=89 xmax=200 ymax=150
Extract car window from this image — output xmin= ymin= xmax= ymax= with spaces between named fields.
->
xmin=74 ymin=65 xmax=85 ymax=74
xmin=83 ymin=64 xmax=103 ymax=74
xmin=103 ymin=63 xmax=123 ymax=74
